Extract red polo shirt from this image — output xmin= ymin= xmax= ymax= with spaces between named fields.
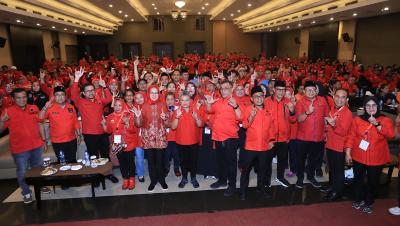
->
xmin=3 ymin=105 xmax=44 ymax=154
xmin=208 ymin=98 xmax=241 ymax=141
xmin=105 ymin=112 xmax=138 ymax=151
xmin=172 ymin=106 xmax=204 ymax=145
xmin=70 ymin=82 xmax=112 ymax=135
xmin=296 ymin=96 xmax=329 ymax=142
xmin=43 ymin=103 xmax=80 ymax=143
xmin=242 ymin=106 xmax=275 ymax=151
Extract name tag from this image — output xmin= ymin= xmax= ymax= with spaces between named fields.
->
xmin=204 ymin=127 xmax=211 ymax=134
xmin=239 ymin=123 xmax=243 ymax=128
xmin=114 ymin=135 xmax=122 ymax=144
xmin=166 ymin=128 xmax=170 ymax=133
xmin=359 ymin=139 xmax=369 ymax=151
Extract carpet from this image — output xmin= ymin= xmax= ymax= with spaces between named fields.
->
xmin=26 ymin=199 xmax=400 ymax=226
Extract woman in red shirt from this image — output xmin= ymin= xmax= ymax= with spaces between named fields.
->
xmin=102 ymin=99 xmax=140 ymax=190
xmin=345 ymin=96 xmax=394 ymax=214
xmin=171 ymin=92 xmax=203 ymax=188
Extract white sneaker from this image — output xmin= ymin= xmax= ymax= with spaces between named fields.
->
xmin=388 ymin=206 xmax=400 ymax=216
xmin=23 ymin=193 xmax=33 ymax=204
xmin=272 ymin=157 xmax=277 ymax=164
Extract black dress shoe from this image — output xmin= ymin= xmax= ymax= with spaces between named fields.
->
xmin=320 ymin=186 xmax=332 ymax=193
xmin=223 ymin=186 xmax=236 ymax=197
xmin=107 ymin=175 xmax=119 ymax=183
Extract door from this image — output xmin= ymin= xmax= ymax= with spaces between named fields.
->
xmin=65 ymin=45 xmax=78 ymax=65
xmin=153 ymin=42 xmax=173 ymax=58
xmin=89 ymin=44 xmax=108 ymax=61
xmin=310 ymin=41 xmax=326 ymax=61
xmin=121 ymin=43 xmax=141 ymax=59
xmin=185 ymin=42 xmax=205 ymax=56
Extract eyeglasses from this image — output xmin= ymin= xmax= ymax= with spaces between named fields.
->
xmin=365 ymin=104 xmax=377 ymax=108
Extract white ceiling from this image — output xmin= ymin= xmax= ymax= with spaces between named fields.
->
xmin=0 ymin=0 xmax=398 ymax=35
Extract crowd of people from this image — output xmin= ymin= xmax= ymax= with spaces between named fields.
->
xmin=0 ymin=53 xmax=399 ymax=216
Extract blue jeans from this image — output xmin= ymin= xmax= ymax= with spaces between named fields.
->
xmin=12 ymin=147 xmax=43 ymax=195
xmin=135 ymin=147 xmax=144 ymax=177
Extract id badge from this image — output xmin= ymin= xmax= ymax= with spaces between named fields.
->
xmin=166 ymin=128 xmax=170 ymax=133
xmin=359 ymin=139 xmax=369 ymax=151
xmin=239 ymin=123 xmax=243 ymax=128
xmin=114 ymin=135 xmax=122 ymax=144
xmin=204 ymin=127 xmax=211 ymax=134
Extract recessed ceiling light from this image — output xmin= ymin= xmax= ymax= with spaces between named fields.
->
xmin=269 ymin=29 xmax=272 ymax=32
xmin=64 ymin=28 xmax=68 ymax=31
xmin=248 ymin=3 xmax=252 ymax=7
xmin=124 ymin=14 xmax=128 ymax=18
xmin=118 ymin=10 xmax=123 ymax=14
xmin=151 ymin=3 xmax=155 ymax=6
xmin=237 ymin=9 xmax=241 ymax=13
xmin=109 ymin=4 xmax=113 ymax=8
xmin=353 ymin=13 xmax=357 ymax=16
xmin=131 ymin=19 xmax=134 ymax=21
xmin=156 ymin=12 xmax=160 ymax=15
xmin=330 ymin=17 xmax=334 ymax=21
xmin=198 ymin=12 xmax=201 ymax=15
xmin=154 ymin=7 xmax=157 ymax=10
xmin=82 ymin=31 xmax=85 ymax=34
xmin=201 ymin=6 xmax=205 ymax=10
xmin=51 ymin=26 xmax=56 ymax=29
xmin=298 ymin=23 xmax=302 ymax=27
xmin=382 ymin=7 xmax=389 ymax=11
xmin=277 ymin=27 xmax=280 ymax=30
xmin=36 ymin=23 xmax=41 ymax=26
xmin=311 ymin=20 xmax=316 ymax=24
xmin=286 ymin=25 xmax=290 ymax=29
xmin=16 ymin=19 xmax=21 ymax=23
xmin=223 ymin=17 xmax=226 ymax=21
xmin=74 ymin=30 xmax=78 ymax=33
xmin=230 ymin=13 xmax=234 ymax=17
xmin=205 ymin=3 xmax=209 ymax=6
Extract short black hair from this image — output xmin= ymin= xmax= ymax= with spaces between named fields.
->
xmin=81 ymin=83 xmax=94 ymax=92
xmin=11 ymin=88 xmax=27 ymax=98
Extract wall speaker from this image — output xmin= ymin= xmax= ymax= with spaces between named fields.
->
xmin=0 ymin=37 xmax=6 ymax=48
xmin=294 ymin=37 xmax=301 ymax=44
xmin=342 ymin=33 xmax=353 ymax=42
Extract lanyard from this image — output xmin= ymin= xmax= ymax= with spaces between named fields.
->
xmin=329 ymin=106 xmax=344 ymax=120
xmin=364 ymin=124 xmax=373 ymax=140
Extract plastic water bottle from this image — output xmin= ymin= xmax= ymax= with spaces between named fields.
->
xmin=59 ymin=150 xmax=66 ymax=166
xmin=84 ymin=150 xmax=90 ymax=166
xmin=379 ymin=100 xmax=383 ymax=111
xmin=391 ymin=98 xmax=396 ymax=108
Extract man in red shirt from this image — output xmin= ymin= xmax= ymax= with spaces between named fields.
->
xmin=264 ymin=80 xmax=296 ymax=188
xmin=295 ymin=80 xmax=329 ymax=189
xmin=324 ymin=89 xmax=353 ymax=200
xmin=39 ymin=86 xmax=81 ymax=164
xmin=240 ymin=86 xmax=275 ymax=200
xmin=70 ymin=68 xmax=118 ymax=183
xmin=0 ymin=88 xmax=48 ymax=203
xmin=205 ymin=80 xmax=242 ymax=197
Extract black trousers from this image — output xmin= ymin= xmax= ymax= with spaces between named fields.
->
xmin=215 ymin=138 xmax=239 ymax=187
xmin=237 ymin=127 xmax=246 ymax=169
xmin=117 ymin=150 xmax=135 ymax=179
xmin=164 ymin=141 xmax=180 ymax=172
xmin=240 ymin=150 xmax=268 ymax=191
xmin=83 ymin=134 xmax=110 ymax=159
xmin=52 ymin=139 xmax=77 ymax=163
xmin=326 ymin=149 xmax=345 ymax=194
xmin=145 ymin=148 xmax=166 ymax=185
xmin=288 ymin=139 xmax=299 ymax=173
xmin=271 ymin=142 xmax=288 ymax=179
xmin=297 ymin=140 xmax=324 ymax=181
xmin=353 ymin=160 xmax=383 ymax=206
xmin=397 ymin=170 xmax=400 ymax=207
xmin=177 ymin=144 xmax=198 ymax=180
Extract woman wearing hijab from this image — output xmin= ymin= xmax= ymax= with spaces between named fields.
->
xmin=345 ymin=96 xmax=395 ymax=214
xmin=140 ymin=85 xmax=169 ymax=192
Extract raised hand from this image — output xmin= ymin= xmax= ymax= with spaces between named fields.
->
xmin=131 ymin=106 xmax=142 ymax=118
xmin=175 ymin=107 xmax=183 ymax=119
xmin=205 ymin=95 xmax=219 ymax=105
xmin=160 ymin=110 xmax=167 ymax=121
xmin=39 ymin=70 xmax=46 ymax=80
xmin=307 ymin=100 xmax=315 ymax=115
xmin=228 ymin=97 xmax=238 ymax=108
xmin=74 ymin=67 xmax=85 ymax=82
xmin=250 ymin=106 xmax=257 ymax=118
xmin=325 ymin=116 xmax=336 ymax=127
xmin=0 ymin=109 xmax=9 ymax=122
xmin=191 ymin=110 xmax=199 ymax=121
